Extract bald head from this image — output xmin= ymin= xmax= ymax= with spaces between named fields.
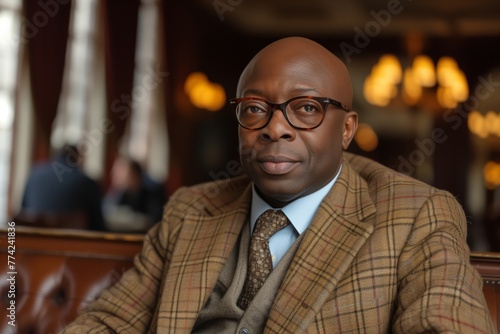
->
xmin=237 ymin=37 xmax=353 ymax=108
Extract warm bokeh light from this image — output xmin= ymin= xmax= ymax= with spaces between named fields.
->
xmin=436 ymin=58 xmax=469 ymax=109
xmin=364 ymin=54 xmax=402 ymax=107
xmin=190 ymin=80 xmax=214 ymax=108
xmin=483 ymin=161 xmax=500 ymax=190
xmin=436 ymin=86 xmax=458 ymax=109
xmin=184 ymin=72 xmax=226 ymax=111
xmin=485 ymin=111 xmax=500 ymax=137
xmin=449 ymin=70 xmax=469 ymax=102
xmin=412 ymin=55 xmax=436 ymax=87
xmin=184 ymin=72 xmax=207 ymax=94
xmin=364 ymin=54 xmax=468 ymax=110
xmin=468 ymin=110 xmax=500 ymax=139
xmin=436 ymin=57 xmax=459 ymax=87
xmin=402 ymin=68 xmax=422 ymax=105
xmin=374 ymin=54 xmax=402 ymax=84
xmin=363 ymin=75 xmax=395 ymax=107
xmin=354 ymin=123 xmax=379 ymax=152
xmin=468 ymin=110 xmax=487 ymax=138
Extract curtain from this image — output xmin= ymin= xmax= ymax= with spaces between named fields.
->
xmin=102 ymin=0 xmax=140 ymax=187
xmin=24 ymin=0 xmax=72 ymax=161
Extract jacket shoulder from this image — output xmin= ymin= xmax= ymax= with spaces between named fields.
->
xmin=344 ymin=152 xmax=438 ymax=196
xmin=165 ymin=175 xmax=252 ymax=217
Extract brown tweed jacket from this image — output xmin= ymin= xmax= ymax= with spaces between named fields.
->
xmin=61 ymin=153 xmax=494 ymax=333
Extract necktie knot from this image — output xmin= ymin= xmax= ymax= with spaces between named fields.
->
xmin=253 ymin=209 xmax=289 ymax=239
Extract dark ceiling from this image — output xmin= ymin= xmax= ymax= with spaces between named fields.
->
xmin=197 ymin=0 xmax=500 ymax=37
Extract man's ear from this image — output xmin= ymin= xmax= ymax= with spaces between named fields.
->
xmin=342 ymin=111 xmax=358 ymax=150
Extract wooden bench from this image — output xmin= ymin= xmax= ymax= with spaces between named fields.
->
xmin=0 ymin=227 xmax=499 ymax=333
xmin=0 ymin=227 xmax=143 ymax=334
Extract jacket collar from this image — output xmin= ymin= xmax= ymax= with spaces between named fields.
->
xmin=267 ymin=155 xmax=377 ymax=331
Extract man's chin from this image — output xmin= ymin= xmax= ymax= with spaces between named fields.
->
xmin=255 ymin=181 xmax=303 ymax=208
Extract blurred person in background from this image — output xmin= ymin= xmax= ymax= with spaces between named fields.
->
xmin=103 ymin=156 xmax=165 ymax=232
xmin=19 ymin=144 xmax=106 ymax=231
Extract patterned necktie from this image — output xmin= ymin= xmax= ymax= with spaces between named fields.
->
xmin=238 ymin=209 xmax=290 ymax=310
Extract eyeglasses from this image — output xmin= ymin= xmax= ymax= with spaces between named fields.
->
xmin=230 ymin=96 xmax=350 ymax=130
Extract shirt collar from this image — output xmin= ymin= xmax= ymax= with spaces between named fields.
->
xmin=250 ymin=165 xmax=342 ymax=235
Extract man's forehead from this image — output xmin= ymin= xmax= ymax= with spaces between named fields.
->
xmin=238 ymin=53 xmax=331 ymax=91
xmin=237 ymin=37 xmax=353 ymax=106
xmin=238 ymin=70 xmax=332 ymax=99
xmin=245 ymin=42 xmax=330 ymax=75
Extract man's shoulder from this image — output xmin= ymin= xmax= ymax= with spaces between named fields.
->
xmin=343 ymin=152 xmax=462 ymax=221
xmin=344 ymin=152 xmax=440 ymax=195
xmin=166 ymin=175 xmax=252 ymax=216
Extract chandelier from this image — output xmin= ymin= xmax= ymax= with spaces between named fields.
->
xmin=363 ymin=54 xmax=469 ymax=109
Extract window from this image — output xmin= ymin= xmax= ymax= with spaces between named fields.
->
xmin=0 ymin=0 xmax=22 ymax=223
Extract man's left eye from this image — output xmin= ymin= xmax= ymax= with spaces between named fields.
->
xmin=297 ymin=104 xmax=319 ymax=113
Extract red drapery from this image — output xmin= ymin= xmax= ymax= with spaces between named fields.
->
xmin=24 ymin=0 xmax=72 ymax=161
xmin=102 ymin=0 xmax=140 ymax=188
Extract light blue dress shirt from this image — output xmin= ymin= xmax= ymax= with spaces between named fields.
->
xmin=250 ymin=166 xmax=342 ymax=268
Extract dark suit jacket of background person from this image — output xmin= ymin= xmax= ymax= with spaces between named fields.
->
xmin=61 ymin=152 xmax=494 ymax=333
xmin=21 ymin=155 xmax=105 ymax=231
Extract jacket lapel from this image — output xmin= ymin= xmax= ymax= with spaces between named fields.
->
xmin=157 ymin=181 xmax=252 ymax=332
xmin=267 ymin=158 xmax=377 ymax=332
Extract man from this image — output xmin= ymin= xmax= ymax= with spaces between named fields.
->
xmin=62 ymin=37 xmax=494 ymax=333
xmin=19 ymin=144 xmax=105 ymax=231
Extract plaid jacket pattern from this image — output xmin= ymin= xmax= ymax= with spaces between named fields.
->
xmin=61 ymin=153 xmax=494 ymax=333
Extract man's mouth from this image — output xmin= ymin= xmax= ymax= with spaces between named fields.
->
xmin=257 ymin=156 xmax=299 ymax=175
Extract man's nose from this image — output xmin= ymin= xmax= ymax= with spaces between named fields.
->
xmin=259 ymin=108 xmax=295 ymax=141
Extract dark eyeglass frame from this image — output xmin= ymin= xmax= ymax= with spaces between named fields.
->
xmin=230 ymin=96 xmax=350 ymax=130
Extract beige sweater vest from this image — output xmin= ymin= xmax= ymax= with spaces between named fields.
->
xmin=193 ymin=221 xmax=302 ymax=333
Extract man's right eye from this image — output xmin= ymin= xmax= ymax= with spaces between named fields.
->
xmin=243 ymin=105 xmax=267 ymax=114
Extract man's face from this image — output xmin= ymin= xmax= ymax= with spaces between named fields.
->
xmin=238 ymin=55 xmax=357 ymax=207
